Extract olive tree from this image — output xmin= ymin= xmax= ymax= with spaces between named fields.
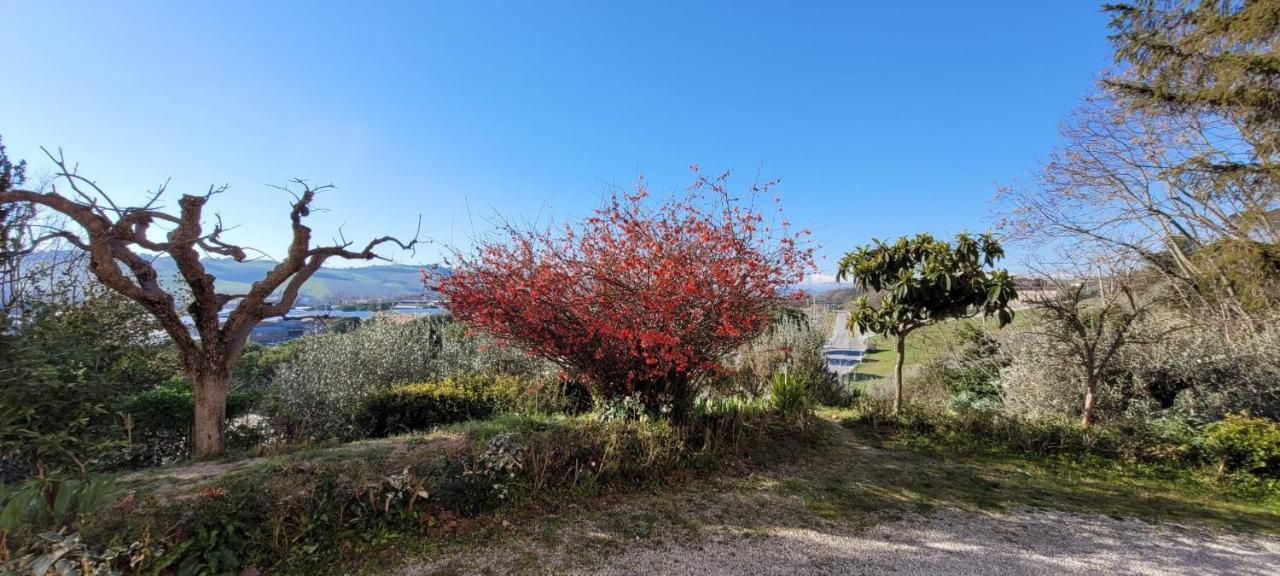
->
xmin=0 ymin=147 xmax=419 ymax=458
xmin=836 ymin=232 xmax=1016 ymax=414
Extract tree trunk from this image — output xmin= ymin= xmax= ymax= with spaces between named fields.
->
xmin=192 ymin=366 xmax=229 ymax=459
xmin=892 ymin=333 xmax=906 ymax=415
xmin=1080 ymin=375 xmax=1097 ymax=430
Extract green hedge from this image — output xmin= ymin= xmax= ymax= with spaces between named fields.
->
xmin=118 ymin=379 xmax=261 ymax=465
xmin=356 ymin=376 xmax=521 ymax=437
xmin=121 ymin=378 xmax=260 ymax=433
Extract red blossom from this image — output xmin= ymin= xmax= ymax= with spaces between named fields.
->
xmin=441 ymin=167 xmax=814 ymax=408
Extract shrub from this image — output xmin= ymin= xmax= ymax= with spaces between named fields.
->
xmin=718 ymin=311 xmax=850 ymax=406
xmin=1204 ymin=413 xmax=1280 ymax=474
xmin=770 ymin=372 xmax=811 ymax=420
xmin=0 ymin=477 xmax=114 ymax=553
xmin=118 ymin=378 xmax=261 ymax=466
xmin=844 ymin=397 xmax=1206 ymax=466
xmin=442 ymin=168 xmax=813 ymax=416
xmin=273 ymin=317 xmax=454 ymax=440
xmin=1128 ymin=323 xmax=1280 ymax=421
xmin=0 ymin=322 xmax=118 ymax=479
xmin=356 ymin=377 xmax=518 ymax=437
xmin=0 ymin=287 xmax=180 ymax=478
xmin=274 ymin=317 xmax=551 ymax=441
xmin=231 ymin=340 xmax=302 ymax=389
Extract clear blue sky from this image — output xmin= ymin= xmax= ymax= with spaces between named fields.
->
xmin=1 ymin=1 xmax=1112 ymax=276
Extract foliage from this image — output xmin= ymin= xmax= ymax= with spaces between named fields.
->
xmin=844 ymin=398 xmax=1210 ymax=471
xmin=442 ymin=168 xmax=813 ymax=416
xmin=21 ymin=407 xmax=802 ymax=575
xmin=0 ymin=136 xmax=32 ymax=314
xmin=720 ymin=310 xmax=843 ymax=405
xmin=901 ymin=323 xmax=1008 ymax=412
xmin=0 ymin=478 xmax=114 ymax=562
xmin=1189 ymin=239 xmax=1280 ymax=315
xmin=274 ymin=317 xmax=548 ymax=441
xmin=838 ymin=232 xmax=1017 ymax=333
xmin=1124 ymin=319 xmax=1280 ymax=420
xmin=836 ymin=232 xmax=1016 ymax=412
xmin=355 ymin=377 xmax=517 ymax=438
xmin=1105 ymin=0 xmax=1280 ymax=193
xmin=0 ymin=273 xmax=199 ymax=478
xmin=769 ymin=372 xmax=811 ymax=421
xmin=231 ymin=341 xmax=302 ymax=390
xmin=1022 ymin=278 xmax=1155 ymax=428
xmin=118 ymin=378 xmax=261 ymax=466
xmin=1204 ymin=413 xmax=1280 ymax=474
xmin=273 ymin=316 xmax=451 ymax=440
xmin=0 ymin=329 xmax=115 ymax=478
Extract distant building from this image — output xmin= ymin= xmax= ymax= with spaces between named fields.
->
xmin=380 ymin=299 xmax=449 ymax=322
xmin=249 ymin=316 xmax=324 ymax=345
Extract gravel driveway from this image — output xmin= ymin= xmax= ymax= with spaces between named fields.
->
xmin=591 ymin=508 xmax=1280 ymax=576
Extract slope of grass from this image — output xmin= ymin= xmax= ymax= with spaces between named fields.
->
xmin=854 ymin=311 xmax=1037 ymax=380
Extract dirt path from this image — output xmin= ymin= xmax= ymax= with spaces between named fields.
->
xmin=586 ymin=508 xmax=1280 ymax=575
xmin=391 ymin=424 xmax=1280 ymax=576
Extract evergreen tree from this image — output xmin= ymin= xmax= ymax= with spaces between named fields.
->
xmin=837 ymin=232 xmax=1017 ymax=414
xmin=1105 ymin=0 xmax=1280 ymax=235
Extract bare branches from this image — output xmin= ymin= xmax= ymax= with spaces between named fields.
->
xmin=0 ymin=148 xmax=425 ymax=457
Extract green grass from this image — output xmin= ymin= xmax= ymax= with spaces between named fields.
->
xmin=813 ymin=407 xmax=1280 ymax=532
xmin=854 ymin=311 xmax=1037 ymax=380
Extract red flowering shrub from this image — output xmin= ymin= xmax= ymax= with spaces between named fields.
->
xmin=441 ymin=168 xmax=813 ymax=416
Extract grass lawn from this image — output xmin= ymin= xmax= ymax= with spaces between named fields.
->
xmin=854 ymin=310 xmax=1037 ymax=380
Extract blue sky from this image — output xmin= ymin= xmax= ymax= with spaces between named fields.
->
xmin=1 ymin=1 xmax=1112 ymax=277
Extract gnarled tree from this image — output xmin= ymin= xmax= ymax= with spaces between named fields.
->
xmin=0 ymin=148 xmax=418 ymax=458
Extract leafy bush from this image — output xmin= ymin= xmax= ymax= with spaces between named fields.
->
xmin=720 ymin=311 xmax=849 ymax=406
xmin=274 ymin=317 xmax=550 ymax=441
xmin=231 ymin=340 xmax=302 ymax=389
xmin=1204 ymin=413 xmax=1280 ymax=474
xmin=117 ymin=379 xmax=261 ymax=465
xmin=442 ymin=171 xmax=813 ymax=417
xmin=770 ymin=372 xmax=811 ymax=420
xmin=1127 ymin=323 xmax=1280 ymax=421
xmin=0 ymin=286 xmax=182 ymax=478
xmin=0 ymin=319 xmax=119 ymax=479
xmin=0 ymin=477 xmax=114 ymax=554
xmin=844 ymin=397 xmax=1198 ymax=466
xmin=356 ymin=377 xmax=517 ymax=437
xmin=274 ymin=317 xmax=452 ymax=440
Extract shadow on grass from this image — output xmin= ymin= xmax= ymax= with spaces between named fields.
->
xmin=788 ymin=422 xmax=1280 ymax=535
xmin=337 ymin=418 xmax=1280 ymax=576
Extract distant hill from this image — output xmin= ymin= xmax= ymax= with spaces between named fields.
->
xmin=148 ymin=258 xmax=447 ymax=303
xmin=22 ymin=251 xmax=446 ymax=303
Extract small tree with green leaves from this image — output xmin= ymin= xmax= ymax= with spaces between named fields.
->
xmin=837 ymin=232 xmax=1016 ymax=414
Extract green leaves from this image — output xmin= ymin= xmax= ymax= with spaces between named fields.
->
xmin=836 ymin=231 xmax=1018 ymax=336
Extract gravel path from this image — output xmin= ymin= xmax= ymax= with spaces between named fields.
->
xmin=591 ymin=508 xmax=1280 ymax=576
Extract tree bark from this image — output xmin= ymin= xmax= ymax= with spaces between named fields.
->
xmin=192 ymin=367 xmax=229 ymax=459
xmin=892 ymin=333 xmax=906 ymax=415
xmin=1081 ymin=374 xmax=1097 ymax=430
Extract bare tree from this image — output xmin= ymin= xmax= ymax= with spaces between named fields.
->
xmin=998 ymin=94 xmax=1278 ymax=319
xmin=0 ymin=149 xmax=419 ymax=458
xmin=1025 ymin=267 xmax=1175 ymax=429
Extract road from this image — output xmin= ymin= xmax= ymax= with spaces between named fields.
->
xmin=822 ymin=311 xmax=866 ymax=376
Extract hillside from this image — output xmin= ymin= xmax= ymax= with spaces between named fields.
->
xmin=22 ymin=252 xmax=447 ymax=302
xmin=150 ymin=258 xmax=447 ymax=302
